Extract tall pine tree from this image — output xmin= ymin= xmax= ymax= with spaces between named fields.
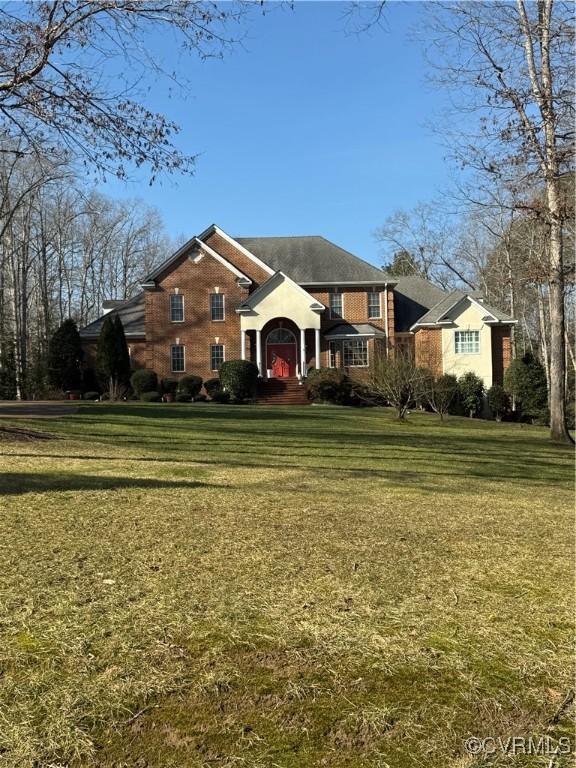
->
xmin=47 ymin=319 xmax=83 ymax=392
xmin=96 ymin=315 xmax=131 ymax=400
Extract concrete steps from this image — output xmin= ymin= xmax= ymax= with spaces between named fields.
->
xmin=257 ymin=377 xmax=309 ymax=405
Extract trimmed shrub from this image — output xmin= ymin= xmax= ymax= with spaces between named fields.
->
xmin=306 ymin=368 xmax=353 ymax=405
xmin=178 ymin=374 xmax=203 ymax=397
xmin=487 ymin=384 xmax=510 ymax=421
xmin=212 ymin=389 xmax=230 ymax=403
xmin=204 ymin=377 xmax=221 ymax=398
xmin=83 ymin=391 xmax=100 ymax=401
xmin=219 ymin=360 xmax=259 ymax=402
xmin=141 ymin=390 xmax=161 ymax=402
xmin=458 ymin=372 xmax=485 ymax=418
xmin=175 ymin=393 xmax=192 ymax=403
xmin=131 ymin=368 xmax=158 ymax=396
xmin=504 ymin=352 xmax=548 ymax=423
xmin=161 ymin=378 xmax=178 ymax=395
xmin=194 ymin=394 xmax=207 ymax=402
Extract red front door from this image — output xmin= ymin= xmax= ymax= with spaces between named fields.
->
xmin=267 ymin=343 xmax=297 ymax=378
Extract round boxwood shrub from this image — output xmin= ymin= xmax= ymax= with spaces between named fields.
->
xmin=175 ymin=392 xmax=192 ymax=403
xmin=204 ymin=377 xmax=221 ymax=398
xmin=219 ymin=360 xmax=259 ymax=402
xmin=141 ymin=390 xmax=161 ymax=403
xmin=178 ymin=374 xmax=203 ymax=398
xmin=212 ymin=389 xmax=230 ymax=404
xmin=458 ymin=371 xmax=485 ymax=418
xmin=306 ymin=367 xmax=353 ymax=405
xmin=131 ymin=368 xmax=158 ymax=396
xmin=83 ymin=391 xmax=100 ymax=401
xmin=161 ymin=378 xmax=178 ymax=395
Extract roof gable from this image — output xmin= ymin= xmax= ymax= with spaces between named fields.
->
xmin=411 ymin=291 xmax=515 ymax=330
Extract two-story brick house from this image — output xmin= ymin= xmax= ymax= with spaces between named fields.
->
xmin=80 ymin=224 xmax=515 ymax=400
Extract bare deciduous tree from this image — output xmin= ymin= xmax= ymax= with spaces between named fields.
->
xmin=426 ymin=0 xmax=575 ymax=443
xmin=0 ymin=1 xmax=249 ymax=179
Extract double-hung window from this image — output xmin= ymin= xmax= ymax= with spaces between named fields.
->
xmin=455 ymin=330 xmax=480 ymax=354
xmin=170 ymin=294 xmax=184 ymax=322
xmin=342 ymin=338 xmax=369 ymax=367
xmin=328 ymin=341 xmax=338 ymax=368
xmin=210 ymin=343 xmax=224 ymax=371
xmin=210 ymin=293 xmax=225 ymax=321
xmin=329 ymin=290 xmax=343 ymax=320
xmin=171 ymin=344 xmax=185 ymax=372
xmin=367 ymin=291 xmax=381 ymax=319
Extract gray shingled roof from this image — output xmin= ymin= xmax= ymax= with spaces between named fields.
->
xmin=79 ymin=292 xmax=145 ymax=338
xmin=412 ymin=290 xmax=515 ymax=328
xmin=235 ymin=236 xmax=389 ymax=284
xmin=324 ymin=323 xmax=386 ymax=338
xmin=392 ymin=275 xmax=448 ymax=332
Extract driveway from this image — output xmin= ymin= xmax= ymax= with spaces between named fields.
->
xmin=0 ymin=401 xmax=79 ymax=418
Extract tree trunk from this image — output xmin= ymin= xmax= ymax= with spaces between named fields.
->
xmin=547 ymin=195 xmax=571 ymax=443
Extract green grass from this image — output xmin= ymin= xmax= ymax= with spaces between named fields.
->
xmin=0 ymin=403 xmax=573 ymax=767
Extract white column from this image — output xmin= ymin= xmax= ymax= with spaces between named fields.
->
xmin=300 ymin=328 xmax=306 ymax=377
xmin=256 ymin=329 xmax=262 ymax=376
xmin=240 ymin=329 xmax=246 ymax=361
xmin=314 ymin=328 xmax=321 ymax=369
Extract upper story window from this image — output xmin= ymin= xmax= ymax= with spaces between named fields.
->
xmin=210 ymin=343 xmax=224 ymax=371
xmin=210 ymin=293 xmax=225 ymax=321
xmin=343 ymin=338 xmax=369 ymax=367
xmin=171 ymin=344 xmax=185 ymax=372
xmin=170 ymin=294 xmax=184 ymax=322
xmin=367 ymin=291 xmax=381 ymax=319
xmin=455 ymin=330 xmax=480 ymax=354
xmin=329 ymin=290 xmax=343 ymax=320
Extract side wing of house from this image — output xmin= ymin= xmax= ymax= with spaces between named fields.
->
xmin=411 ymin=292 xmax=515 ymax=387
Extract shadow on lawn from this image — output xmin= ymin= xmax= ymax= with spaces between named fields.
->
xmin=0 ymin=473 xmax=221 ymax=496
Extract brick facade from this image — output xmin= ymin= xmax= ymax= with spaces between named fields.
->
xmin=491 ymin=326 xmax=512 ymax=386
xmin=144 ymin=245 xmax=252 ymax=382
xmin=204 ymin=232 xmax=271 ymax=286
xmin=308 ymin=286 xmax=389 ymax=369
xmin=414 ymin=328 xmax=443 ymax=376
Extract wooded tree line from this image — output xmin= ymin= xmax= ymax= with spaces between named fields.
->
xmin=0 ymin=149 xmax=169 ymax=398
xmin=377 ymin=175 xmax=575 ymax=399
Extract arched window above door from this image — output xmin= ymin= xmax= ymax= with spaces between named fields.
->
xmin=267 ymin=328 xmax=296 ymax=344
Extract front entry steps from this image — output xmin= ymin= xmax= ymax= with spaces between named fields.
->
xmin=257 ymin=377 xmax=309 ymax=405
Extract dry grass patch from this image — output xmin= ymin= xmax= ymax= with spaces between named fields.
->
xmin=0 ymin=404 xmax=573 ymax=767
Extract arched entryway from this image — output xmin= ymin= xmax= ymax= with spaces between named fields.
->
xmin=265 ymin=326 xmax=297 ymax=378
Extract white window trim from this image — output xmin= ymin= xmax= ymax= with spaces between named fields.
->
xmin=342 ymin=338 xmax=369 ymax=368
xmin=170 ymin=344 xmax=186 ymax=373
xmin=169 ymin=293 xmax=185 ymax=323
xmin=367 ymin=289 xmax=381 ymax=319
xmin=210 ymin=293 xmax=226 ymax=322
xmin=329 ymin=289 xmax=344 ymax=320
xmin=210 ymin=343 xmax=225 ymax=371
xmin=328 ymin=340 xmax=338 ymax=368
xmin=454 ymin=330 xmax=481 ymax=355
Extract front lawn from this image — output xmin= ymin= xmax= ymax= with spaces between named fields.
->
xmin=0 ymin=404 xmax=573 ymax=767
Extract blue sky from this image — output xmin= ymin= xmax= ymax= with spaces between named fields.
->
xmin=99 ymin=1 xmax=449 ymax=268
